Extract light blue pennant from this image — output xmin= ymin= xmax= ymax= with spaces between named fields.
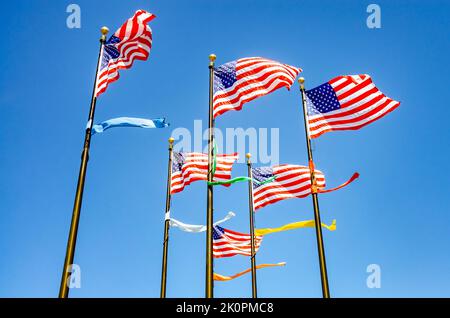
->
xmin=91 ymin=117 xmax=169 ymax=135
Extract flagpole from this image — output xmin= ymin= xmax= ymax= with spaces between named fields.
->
xmin=298 ymin=77 xmax=331 ymax=298
xmin=206 ymin=54 xmax=216 ymax=298
xmin=246 ymin=153 xmax=258 ymax=298
xmin=58 ymin=26 xmax=109 ymax=298
xmin=160 ymin=137 xmax=174 ymax=298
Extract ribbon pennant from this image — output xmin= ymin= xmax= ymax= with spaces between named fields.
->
xmin=91 ymin=117 xmax=169 ymax=135
xmin=169 ymin=211 xmax=236 ymax=233
xmin=208 ymin=175 xmax=275 ymax=186
xmin=255 ymin=219 xmax=336 ymax=236
xmin=317 ymin=172 xmax=360 ymax=194
xmin=207 ymin=143 xmax=275 ymax=186
xmin=214 ymin=262 xmax=287 ymax=281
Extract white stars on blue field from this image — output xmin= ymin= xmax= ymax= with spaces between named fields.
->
xmin=213 ymin=226 xmax=225 ymax=240
xmin=172 ymin=152 xmax=185 ymax=173
xmin=100 ymin=35 xmax=121 ymax=70
xmin=213 ymin=61 xmax=237 ymax=92
xmin=252 ymin=167 xmax=274 ymax=189
xmin=306 ymin=82 xmax=341 ymax=115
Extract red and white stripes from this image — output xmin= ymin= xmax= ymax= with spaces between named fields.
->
xmin=213 ymin=57 xmax=302 ymax=118
xmin=213 ymin=226 xmax=263 ymax=258
xmin=95 ymin=10 xmax=155 ymax=97
xmin=171 ymin=152 xmax=239 ymax=194
xmin=253 ymin=164 xmax=325 ymax=210
xmin=308 ymin=74 xmax=400 ymax=138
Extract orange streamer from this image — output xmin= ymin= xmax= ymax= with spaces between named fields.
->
xmin=214 ymin=263 xmax=286 ymax=281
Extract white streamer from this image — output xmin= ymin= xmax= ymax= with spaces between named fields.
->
xmin=169 ymin=211 xmax=236 ymax=233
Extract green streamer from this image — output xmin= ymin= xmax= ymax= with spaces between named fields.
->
xmin=208 ymin=143 xmax=276 ymax=186
xmin=208 ymin=176 xmax=276 ymax=186
xmin=211 ymin=142 xmax=217 ymax=177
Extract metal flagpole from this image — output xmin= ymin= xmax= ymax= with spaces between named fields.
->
xmin=59 ymin=26 xmax=109 ymax=298
xmin=246 ymin=153 xmax=258 ymax=298
xmin=160 ymin=137 xmax=175 ymax=298
xmin=298 ymin=77 xmax=331 ymax=298
xmin=205 ymin=53 xmax=216 ymax=298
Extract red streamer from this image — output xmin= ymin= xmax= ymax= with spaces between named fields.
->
xmin=317 ymin=172 xmax=360 ymax=194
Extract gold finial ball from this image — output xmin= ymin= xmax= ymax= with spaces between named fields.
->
xmin=209 ymin=54 xmax=217 ymax=62
xmin=246 ymin=153 xmax=251 ymax=159
xmin=169 ymin=137 xmax=175 ymax=144
xmin=101 ymin=26 xmax=109 ymax=35
xmin=298 ymin=77 xmax=305 ymax=84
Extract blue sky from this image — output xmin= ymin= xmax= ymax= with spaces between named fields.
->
xmin=1 ymin=0 xmax=450 ymax=298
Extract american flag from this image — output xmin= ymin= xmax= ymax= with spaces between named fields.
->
xmin=171 ymin=152 xmax=239 ymax=194
xmin=306 ymin=74 xmax=400 ymax=138
xmin=95 ymin=10 xmax=155 ymax=97
xmin=213 ymin=225 xmax=263 ymax=258
xmin=213 ymin=57 xmax=302 ymax=118
xmin=252 ymin=164 xmax=325 ymax=210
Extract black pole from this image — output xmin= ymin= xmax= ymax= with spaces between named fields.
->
xmin=160 ymin=137 xmax=174 ymax=298
xmin=205 ymin=54 xmax=216 ymax=298
xmin=58 ymin=26 xmax=109 ymax=298
xmin=246 ymin=153 xmax=258 ymax=298
xmin=298 ymin=77 xmax=330 ymax=298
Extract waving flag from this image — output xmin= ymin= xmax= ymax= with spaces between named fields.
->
xmin=171 ymin=152 xmax=238 ymax=194
xmin=213 ymin=57 xmax=302 ymax=118
xmin=213 ymin=225 xmax=263 ymax=258
xmin=306 ymin=74 xmax=400 ymax=138
xmin=252 ymin=165 xmax=325 ymax=210
xmin=95 ymin=10 xmax=155 ymax=97
xmin=253 ymin=165 xmax=359 ymax=210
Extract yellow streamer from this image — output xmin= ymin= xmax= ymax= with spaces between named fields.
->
xmin=254 ymin=219 xmax=336 ymax=236
xmin=214 ymin=262 xmax=286 ymax=281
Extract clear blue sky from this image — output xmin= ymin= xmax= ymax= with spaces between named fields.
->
xmin=1 ymin=0 xmax=450 ymax=298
